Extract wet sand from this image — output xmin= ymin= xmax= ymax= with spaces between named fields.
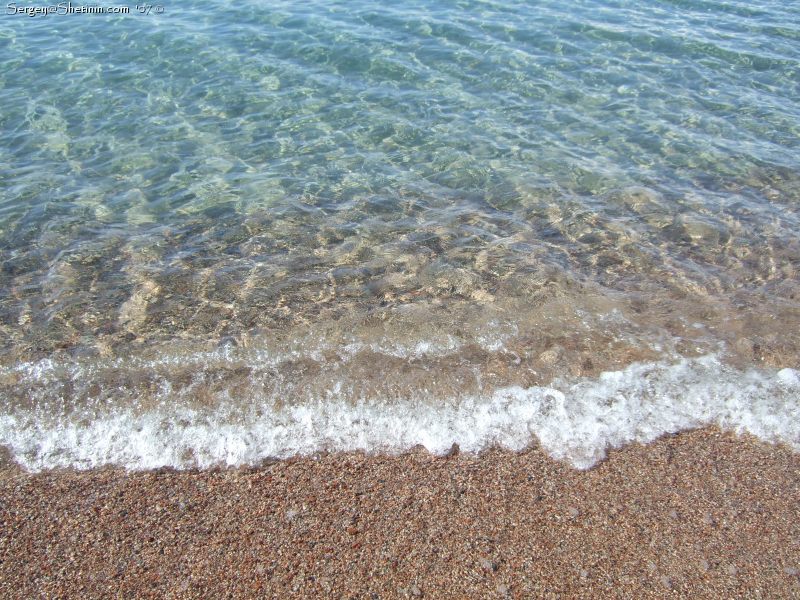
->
xmin=1 ymin=427 xmax=799 ymax=599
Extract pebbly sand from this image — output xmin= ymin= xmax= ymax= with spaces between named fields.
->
xmin=1 ymin=427 xmax=799 ymax=598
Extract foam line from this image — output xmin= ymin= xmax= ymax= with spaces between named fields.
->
xmin=1 ymin=355 xmax=798 ymax=471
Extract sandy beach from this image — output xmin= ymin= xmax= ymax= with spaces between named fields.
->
xmin=1 ymin=427 xmax=798 ymax=598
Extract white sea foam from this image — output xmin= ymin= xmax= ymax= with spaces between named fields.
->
xmin=0 ymin=355 xmax=798 ymax=471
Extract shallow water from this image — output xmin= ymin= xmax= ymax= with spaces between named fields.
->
xmin=1 ymin=0 xmax=799 ymax=470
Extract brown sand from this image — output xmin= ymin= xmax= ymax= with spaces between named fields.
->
xmin=1 ymin=427 xmax=799 ymax=599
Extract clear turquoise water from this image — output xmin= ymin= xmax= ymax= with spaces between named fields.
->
xmin=1 ymin=1 xmax=799 ymax=469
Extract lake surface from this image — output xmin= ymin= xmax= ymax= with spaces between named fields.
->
xmin=1 ymin=0 xmax=799 ymax=470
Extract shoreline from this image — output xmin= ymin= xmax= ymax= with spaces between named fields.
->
xmin=4 ymin=354 xmax=798 ymax=473
xmin=1 ymin=427 xmax=799 ymax=598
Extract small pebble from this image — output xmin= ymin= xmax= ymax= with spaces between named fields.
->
xmin=409 ymin=583 xmax=422 ymax=597
xmin=479 ymin=558 xmax=499 ymax=572
xmin=445 ymin=443 xmax=460 ymax=458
